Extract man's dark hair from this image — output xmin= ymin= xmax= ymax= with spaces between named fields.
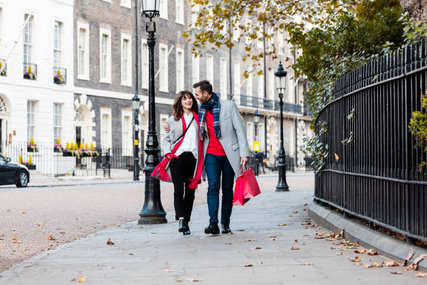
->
xmin=193 ymin=80 xmax=212 ymax=95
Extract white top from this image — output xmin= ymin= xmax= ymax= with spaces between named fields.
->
xmin=175 ymin=112 xmax=198 ymax=159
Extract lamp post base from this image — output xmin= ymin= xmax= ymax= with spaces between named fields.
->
xmin=275 ymin=155 xmax=289 ymax=192
xmin=139 ymin=168 xmax=167 ymax=224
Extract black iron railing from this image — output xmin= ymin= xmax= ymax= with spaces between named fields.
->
xmin=315 ymin=39 xmax=427 ymax=242
xmin=275 ymin=101 xmax=303 ymax=114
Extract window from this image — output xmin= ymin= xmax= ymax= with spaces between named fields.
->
xmin=232 ymin=20 xmax=240 ymax=42
xmin=100 ymin=29 xmax=111 ymax=83
xmin=23 ymin=14 xmax=34 ymax=69
xmin=192 ymin=56 xmax=199 ymax=84
xmin=176 ymin=0 xmax=184 ymax=24
xmin=176 ymin=48 xmax=184 ymax=92
xmin=121 ymin=0 xmax=131 ymax=8
xmin=257 ymin=26 xmax=264 ymax=49
xmin=191 ymin=4 xmax=199 ymax=26
xmin=159 ymin=43 xmax=168 ymax=92
xmin=160 ymin=114 xmax=169 ymax=154
xmin=258 ymin=75 xmax=264 ymax=98
xmin=141 ymin=39 xmax=148 ymax=89
xmin=278 ymin=31 xmax=285 ymax=55
xmin=247 ymin=122 xmax=254 ymax=150
xmin=100 ymin=108 xmax=112 ymax=150
xmin=121 ymin=34 xmax=132 ymax=86
xmin=233 ymin=61 xmax=240 ymax=96
xmin=246 ymin=67 xmax=252 ymax=96
xmin=259 ymin=123 xmax=265 ymax=151
xmin=122 ymin=110 xmax=132 ymax=156
xmin=206 ymin=54 xmax=214 ymax=90
xmin=53 ymin=21 xmax=63 ymax=68
xmin=54 ymin=103 xmax=62 ymax=143
xmin=268 ymin=69 xmax=275 ymax=100
xmin=160 ymin=0 xmax=168 ymax=20
xmin=77 ymin=23 xmax=89 ymax=79
xmin=27 ymin=101 xmax=35 ymax=142
xmin=220 ymin=58 xmax=227 ymax=99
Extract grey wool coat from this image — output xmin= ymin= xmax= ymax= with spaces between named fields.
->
xmin=201 ymin=99 xmax=250 ymax=175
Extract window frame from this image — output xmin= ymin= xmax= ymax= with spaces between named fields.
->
xmin=121 ymin=33 xmax=132 ymax=86
xmin=192 ymin=55 xmax=199 ymax=85
xmin=77 ymin=22 xmax=90 ymax=80
xmin=176 ymin=47 xmax=184 ymax=92
xmin=141 ymin=38 xmax=149 ymax=89
xmin=121 ymin=109 xmax=132 ymax=156
xmin=53 ymin=20 xmax=63 ymax=69
xmin=53 ymin=103 xmax=62 ymax=143
xmin=23 ymin=14 xmax=34 ymax=68
xmin=175 ymin=0 xmax=184 ymax=25
xmin=220 ymin=57 xmax=227 ymax=99
xmin=27 ymin=101 xmax=36 ymax=142
xmin=120 ymin=0 xmax=131 ymax=9
xmin=100 ymin=107 xmax=112 ymax=151
xmin=160 ymin=0 xmax=168 ymax=20
xmin=159 ymin=43 xmax=169 ymax=92
xmin=99 ymin=28 xmax=112 ymax=83
xmin=206 ymin=54 xmax=214 ymax=90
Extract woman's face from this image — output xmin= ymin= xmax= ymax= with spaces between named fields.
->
xmin=181 ymin=95 xmax=193 ymax=111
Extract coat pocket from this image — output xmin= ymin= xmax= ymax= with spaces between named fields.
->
xmin=232 ymin=143 xmax=240 ymax=151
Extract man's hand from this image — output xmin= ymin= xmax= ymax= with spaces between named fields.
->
xmin=241 ymin=157 xmax=249 ymax=166
xmin=164 ymin=122 xmax=171 ymax=133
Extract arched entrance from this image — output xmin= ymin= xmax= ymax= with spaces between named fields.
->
xmin=75 ymin=104 xmax=92 ymax=146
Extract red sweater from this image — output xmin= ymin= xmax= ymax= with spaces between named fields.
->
xmin=206 ymin=111 xmax=226 ymax=156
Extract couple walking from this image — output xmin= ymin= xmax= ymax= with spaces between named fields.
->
xmin=160 ymin=80 xmax=250 ymax=235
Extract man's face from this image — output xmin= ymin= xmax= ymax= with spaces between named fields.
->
xmin=194 ymin=87 xmax=210 ymax=104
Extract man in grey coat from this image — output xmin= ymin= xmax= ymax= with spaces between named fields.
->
xmin=193 ymin=80 xmax=250 ymax=234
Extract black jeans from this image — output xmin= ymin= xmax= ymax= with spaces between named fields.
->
xmin=170 ymin=152 xmax=197 ymax=221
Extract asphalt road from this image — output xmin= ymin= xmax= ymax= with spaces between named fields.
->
xmin=0 ymin=173 xmax=314 ymax=273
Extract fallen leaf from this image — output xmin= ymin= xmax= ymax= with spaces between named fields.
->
xmin=354 ymin=249 xmax=367 ymax=254
xmin=270 ymin=236 xmax=277 ymax=238
xmin=294 ymin=240 xmax=299 ymax=243
xmin=416 ymin=272 xmax=427 ymax=277
xmin=381 ymin=261 xmax=399 ymax=267
xmin=303 ymin=208 xmax=308 ymax=211
xmin=401 ymin=248 xmax=414 ymax=267
xmin=291 ymin=246 xmax=300 ymax=250
xmin=0 ymin=244 xmax=6 ymax=247
xmin=293 ymin=211 xmax=298 ymax=214
xmin=334 ymin=153 xmax=339 ymax=162
xmin=36 ymin=222 xmax=44 ymax=226
xmin=340 ymin=248 xmax=347 ymax=252
xmin=350 ymin=256 xmax=361 ymax=262
xmin=245 ymin=239 xmax=256 ymax=242
xmin=189 ymin=279 xmax=201 ymax=282
xmin=7 ymin=209 xmax=11 ymax=212
xmin=175 ymin=279 xmax=183 ymax=283
xmin=47 ymin=235 xmax=55 ymax=240
xmin=304 ymin=203 xmax=308 ymax=206
xmin=390 ymin=271 xmax=402 ymax=275
xmin=164 ymin=269 xmax=175 ymax=272
xmin=270 ymin=238 xmax=276 ymax=241
xmin=255 ymin=247 xmax=262 ymax=249
xmin=300 ymin=263 xmax=314 ymax=266
xmin=278 ymin=224 xmax=287 ymax=226
xmin=106 ymin=238 xmax=114 ymax=245
xmin=336 ymin=252 xmax=343 ymax=255
xmin=12 ymin=237 xmax=17 ymax=241
xmin=70 ymin=276 xmax=86 ymax=282
xmin=407 ymin=253 xmax=427 ymax=271
xmin=21 ymin=211 xmax=26 ymax=214
xmin=288 ymin=214 xmax=293 ymax=217
xmin=237 ymin=229 xmax=245 ymax=232
xmin=244 ymin=264 xmax=253 ymax=267
xmin=366 ymin=249 xmax=379 ymax=256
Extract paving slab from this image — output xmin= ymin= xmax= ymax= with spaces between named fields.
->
xmin=1 ymin=185 xmax=426 ymax=284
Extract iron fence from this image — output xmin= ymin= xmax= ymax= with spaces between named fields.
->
xmin=315 ymin=39 xmax=427 ymax=242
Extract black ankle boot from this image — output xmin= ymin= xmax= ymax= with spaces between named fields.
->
xmin=183 ymin=224 xmax=191 ymax=235
xmin=204 ymin=222 xmax=220 ymax=234
xmin=178 ymin=219 xmax=186 ymax=232
xmin=222 ymin=224 xmax=232 ymax=234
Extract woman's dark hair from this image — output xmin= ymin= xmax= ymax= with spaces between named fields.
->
xmin=173 ymin=90 xmax=199 ymax=121
xmin=193 ymin=80 xmax=212 ymax=95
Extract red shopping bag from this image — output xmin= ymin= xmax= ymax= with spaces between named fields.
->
xmin=233 ymin=166 xmax=261 ymax=206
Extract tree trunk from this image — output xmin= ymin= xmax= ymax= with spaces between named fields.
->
xmin=400 ymin=0 xmax=427 ymax=21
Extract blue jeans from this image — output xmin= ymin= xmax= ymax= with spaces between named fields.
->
xmin=205 ymin=154 xmax=235 ymax=225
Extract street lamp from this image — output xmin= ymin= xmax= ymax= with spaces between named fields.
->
xmin=274 ymin=62 xmax=290 ymax=192
xmin=138 ymin=0 xmax=167 ymax=224
xmin=253 ymin=109 xmax=260 ymax=176
xmin=254 ymin=109 xmax=260 ymax=141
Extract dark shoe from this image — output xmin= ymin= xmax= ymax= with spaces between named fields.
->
xmin=178 ymin=219 xmax=187 ymax=233
xmin=204 ymin=222 xmax=220 ymax=234
xmin=183 ymin=225 xmax=191 ymax=235
xmin=222 ymin=224 xmax=232 ymax=234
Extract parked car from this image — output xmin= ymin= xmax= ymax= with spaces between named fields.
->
xmin=0 ymin=154 xmax=30 ymax=187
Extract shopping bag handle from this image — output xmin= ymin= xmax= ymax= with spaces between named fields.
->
xmin=238 ymin=163 xmax=249 ymax=176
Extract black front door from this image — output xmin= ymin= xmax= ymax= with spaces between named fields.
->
xmin=76 ymin=127 xmax=82 ymax=167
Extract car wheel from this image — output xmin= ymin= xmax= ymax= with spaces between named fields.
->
xmin=16 ymin=171 xmax=29 ymax=188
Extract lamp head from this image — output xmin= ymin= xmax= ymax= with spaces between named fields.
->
xmin=275 ymin=62 xmax=287 ymax=95
xmin=141 ymin=0 xmax=160 ymax=19
xmin=254 ymin=109 xmax=260 ymax=124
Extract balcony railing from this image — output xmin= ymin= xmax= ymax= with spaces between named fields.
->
xmin=303 ymin=106 xmax=313 ymax=117
xmin=23 ymin=63 xmax=37 ymax=80
xmin=0 ymin=59 xmax=6 ymax=76
xmin=275 ymin=101 xmax=303 ymax=114
xmin=53 ymin=67 xmax=67 ymax=84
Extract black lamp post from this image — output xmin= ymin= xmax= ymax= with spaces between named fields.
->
xmin=254 ymin=109 xmax=260 ymax=142
xmin=275 ymin=62 xmax=289 ymax=192
xmin=132 ymin=0 xmax=140 ymax=181
xmin=253 ymin=109 xmax=260 ymax=176
xmin=138 ymin=0 xmax=167 ymax=224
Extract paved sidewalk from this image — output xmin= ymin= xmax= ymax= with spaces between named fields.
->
xmin=1 ymin=187 xmax=425 ymax=284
